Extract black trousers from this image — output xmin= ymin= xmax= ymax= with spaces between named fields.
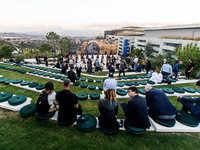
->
xmin=185 ymin=70 xmax=191 ymax=79
xmin=119 ymin=70 xmax=125 ymax=77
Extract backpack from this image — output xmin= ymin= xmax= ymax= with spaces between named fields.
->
xmin=36 ymin=94 xmax=50 ymax=114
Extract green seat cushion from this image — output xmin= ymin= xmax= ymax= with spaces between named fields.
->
xmin=138 ymin=89 xmax=146 ymax=95
xmin=61 ymin=77 xmax=67 ymax=81
xmin=144 ymin=75 xmax=151 ymax=78
xmin=88 ymin=79 xmax=94 ymax=82
xmin=162 ymin=88 xmax=174 ymax=94
xmin=98 ymin=86 xmax=103 ymax=91
xmin=74 ymin=82 xmax=80 ymax=86
xmin=103 ymin=79 xmax=105 ymax=82
xmin=139 ymin=81 xmax=147 ymax=85
xmin=196 ymin=89 xmax=200 ymax=93
xmin=147 ymin=80 xmax=155 ymax=85
xmin=55 ymin=76 xmax=61 ymax=79
xmin=157 ymin=82 xmax=163 ymax=84
xmin=49 ymin=74 xmax=55 ymax=78
xmin=122 ymin=76 xmax=128 ymax=80
xmin=117 ymin=89 xmax=127 ymax=96
xmin=125 ymin=82 xmax=132 ymax=86
xmin=128 ymin=76 xmax=133 ymax=79
xmin=172 ymin=87 xmax=185 ymax=93
xmin=28 ymin=70 xmax=34 ymax=73
xmin=171 ymin=79 xmax=177 ymax=82
xmin=117 ymin=83 xmax=124 ymax=87
xmin=88 ymin=85 xmax=96 ymax=90
xmin=90 ymin=93 xmax=100 ymax=100
xmin=99 ymin=124 xmax=119 ymax=134
xmin=77 ymin=114 xmax=97 ymax=132
xmin=29 ymin=82 xmax=39 ymax=88
xmin=4 ymin=80 xmax=12 ymax=84
xmin=80 ymin=83 xmax=88 ymax=88
xmin=8 ymin=95 xmax=27 ymax=106
xmin=0 ymin=78 xmax=9 ymax=83
xmin=126 ymin=126 xmax=146 ymax=135
xmin=77 ymin=93 xmax=88 ymax=100
xmin=33 ymin=71 xmax=39 ymax=74
xmin=0 ymin=93 xmax=13 ymax=102
xmin=76 ymin=77 xmax=80 ymax=80
xmin=38 ymin=72 xmax=44 ymax=75
xmin=20 ymin=104 xmax=36 ymax=118
xmin=43 ymin=73 xmax=50 ymax=77
xmin=139 ymin=76 xmax=145 ymax=79
xmin=131 ymin=82 xmax=139 ymax=86
xmin=175 ymin=110 xmax=199 ymax=127
xmin=36 ymin=84 xmax=45 ymax=90
xmin=182 ymin=87 xmax=196 ymax=93
xmin=20 ymin=81 xmax=30 ymax=86
xmin=20 ymin=70 xmax=27 ymax=74
xmin=12 ymin=79 xmax=23 ymax=84
xmin=35 ymin=111 xmax=55 ymax=120
xmin=96 ymin=79 xmax=102 ymax=83
xmin=80 ymin=78 xmax=86 ymax=81
xmin=155 ymin=118 xmax=176 ymax=127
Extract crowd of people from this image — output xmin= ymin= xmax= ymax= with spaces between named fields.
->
xmin=37 ymin=77 xmax=200 ymax=130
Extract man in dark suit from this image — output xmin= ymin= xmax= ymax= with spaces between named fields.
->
xmin=67 ymin=67 xmax=76 ymax=83
xmin=144 ymin=85 xmax=177 ymax=119
xmin=120 ymin=86 xmax=151 ymax=129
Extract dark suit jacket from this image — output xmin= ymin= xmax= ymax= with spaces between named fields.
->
xmin=146 ymin=88 xmax=177 ymax=119
xmin=125 ymin=95 xmax=151 ymax=129
xmin=67 ymin=70 xmax=76 ymax=83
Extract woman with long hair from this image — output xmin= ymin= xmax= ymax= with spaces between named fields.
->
xmin=98 ymin=89 xmax=119 ymax=130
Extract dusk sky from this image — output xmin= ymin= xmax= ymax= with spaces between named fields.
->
xmin=0 ymin=0 xmax=200 ymax=36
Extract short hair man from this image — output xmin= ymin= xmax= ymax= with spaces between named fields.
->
xmin=56 ymin=79 xmax=82 ymax=125
xmin=144 ymin=85 xmax=177 ymax=120
xmin=67 ymin=67 xmax=76 ymax=83
xmin=177 ymin=80 xmax=200 ymax=121
xmin=103 ymin=72 xmax=117 ymax=91
xmin=120 ymin=86 xmax=151 ymax=129
xmin=172 ymin=60 xmax=182 ymax=80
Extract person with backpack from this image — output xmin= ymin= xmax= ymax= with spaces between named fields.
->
xmin=56 ymin=78 xmax=82 ymax=125
xmin=36 ymin=81 xmax=57 ymax=114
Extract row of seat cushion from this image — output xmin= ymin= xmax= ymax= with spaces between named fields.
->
xmin=0 ymin=65 xmax=27 ymax=74
xmin=0 ymin=92 xmax=27 ymax=105
xmin=77 ymin=93 xmax=100 ymax=100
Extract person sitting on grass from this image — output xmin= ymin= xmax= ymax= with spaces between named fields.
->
xmin=36 ymin=81 xmax=57 ymax=114
xmin=103 ymin=72 xmax=117 ymax=91
xmin=144 ymin=85 xmax=177 ymax=120
xmin=135 ymin=63 xmax=142 ymax=72
xmin=149 ymin=69 xmax=163 ymax=83
xmin=98 ymin=89 xmax=119 ymax=129
xmin=56 ymin=79 xmax=82 ymax=125
xmin=120 ymin=86 xmax=151 ymax=129
xmin=177 ymin=80 xmax=200 ymax=121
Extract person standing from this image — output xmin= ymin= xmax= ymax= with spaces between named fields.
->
xmin=69 ymin=58 xmax=74 ymax=69
xmin=94 ymin=58 xmax=100 ymax=73
xmin=86 ymin=58 xmax=92 ymax=74
xmin=67 ymin=67 xmax=76 ymax=83
xmin=131 ymin=57 xmax=135 ymax=69
xmin=119 ymin=59 xmax=125 ymax=77
xmin=116 ymin=59 xmax=120 ymax=70
xmin=145 ymin=60 xmax=151 ymax=75
xmin=75 ymin=60 xmax=82 ymax=78
xmin=185 ymin=59 xmax=194 ymax=80
xmin=120 ymin=87 xmax=151 ymax=129
xmin=172 ymin=60 xmax=182 ymax=80
xmin=44 ymin=55 xmax=48 ymax=66
xmin=133 ymin=56 xmax=138 ymax=71
xmin=141 ymin=58 xmax=147 ymax=71
xmin=56 ymin=79 xmax=82 ymax=125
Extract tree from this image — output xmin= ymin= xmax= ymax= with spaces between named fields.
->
xmin=46 ymin=32 xmax=60 ymax=53
xmin=144 ymin=42 xmax=154 ymax=58
xmin=39 ymin=43 xmax=52 ymax=53
xmin=130 ymin=48 xmax=144 ymax=58
xmin=176 ymin=43 xmax=200 ymax=69
xmin=59 ymin=37 xmax=72 ymax=54
xmin=0 ymin=45 xmax=13 ymax=58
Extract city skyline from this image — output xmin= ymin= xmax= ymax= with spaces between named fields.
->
xmin=1 ymin=0 xmax=200 ymax=36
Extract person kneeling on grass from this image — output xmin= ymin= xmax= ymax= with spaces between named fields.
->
xmin=36 ymin=81 xmax=57 ymax=114
xmin=120 ymin=86 xmax=151 ymax=129
xmin=144 ymin=85 xmax=177 ymax=120
xmin=177 ymin=80 xmax=200 ymax=121
xmin=56 ymin=78 xmax=82 ymax=125
xmin=98 ymin=89 xmax=119 ymax=129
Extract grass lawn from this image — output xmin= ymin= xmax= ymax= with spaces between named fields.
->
xmin=0 ymin=67 xmax=200 ymax=149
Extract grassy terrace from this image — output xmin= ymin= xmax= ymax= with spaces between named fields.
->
xmin=0 ymin=67 xmax=200 ymax=149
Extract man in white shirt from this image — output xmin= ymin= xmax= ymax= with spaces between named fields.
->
xmin=133 ymin=56 xmax=138 ymax=71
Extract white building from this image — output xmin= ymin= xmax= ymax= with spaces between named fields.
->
xmin=105 ymin=25 xmax=200 ymax=56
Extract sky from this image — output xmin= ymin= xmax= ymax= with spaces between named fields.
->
xmin=0 ymin=0 xmax=200 ymax=36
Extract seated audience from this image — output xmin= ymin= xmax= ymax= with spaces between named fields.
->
xmin=103 ymin=72 xmax=117 ymax=91
xmin=67 ymin=67 xmax=76 ymax=83
xmin=56 ymin=79 xmax=82 ymax=125
xmin=98 ymin=89 xmax=119 ymax=129
xmin=136 ymin=63 xmax=142 ymax=72
xmin=149 ymin=69 xmax=163 ymax=83
xmin=161 ymin=61 xmax=172 ymax=84
xmin=177 ymin=80 xmax=200 ymax=121
xmin=144 ymin=85 xmax=177 ymax=119
xmin=109 ymin=64 xmax=115 ymax=73
xmin=120 ymin=87 xmax=151 ymax=129
xmin=36 ymin=81 xmax=57 ymax=114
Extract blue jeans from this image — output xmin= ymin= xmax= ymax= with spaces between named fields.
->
xmin=87 ymin=66 xmax=92 ymax=74
xmin=120 ymin=102 xmax=127 ymax=113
